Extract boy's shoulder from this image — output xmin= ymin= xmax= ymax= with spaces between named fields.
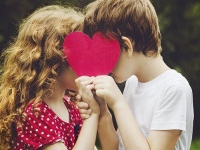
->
xmin=124 ymin=69 xmax=192 ymax=94
xmin=160 ymin=69 xmax=191 ymax=90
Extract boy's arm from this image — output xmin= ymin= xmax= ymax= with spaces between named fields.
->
xmin=113 ymin=101 xmax=180 ymax=150
xmin=94 ymin=75 xmax=181 ymax=150
xmin=97 ymin=100 xmax=119 ymax=150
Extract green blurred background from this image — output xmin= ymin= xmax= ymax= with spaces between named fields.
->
xmin=0 ymin=0 xmax=199 ymax=149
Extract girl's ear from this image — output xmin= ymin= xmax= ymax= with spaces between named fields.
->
xmin=122 ymin=36 xmax=134 ymax=57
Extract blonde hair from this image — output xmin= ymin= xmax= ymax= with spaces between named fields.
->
xmin=0 ymin=5 xmax=83 ymax=149
xmin=84 ymin=0 xmax=162 ymax=55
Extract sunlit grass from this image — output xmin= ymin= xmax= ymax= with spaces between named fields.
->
xmin=190 ymin=139 xmax=200 ymax=150
xmin=96 ymin=139 xmax=200 ymax=150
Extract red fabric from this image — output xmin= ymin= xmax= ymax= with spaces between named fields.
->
xmin=11 ymin=97 xmax=83 ymax=150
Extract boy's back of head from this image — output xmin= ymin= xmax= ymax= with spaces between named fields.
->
xmin=84 ymin=0 xmax=162 ymax=55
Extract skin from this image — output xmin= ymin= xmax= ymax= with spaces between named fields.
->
xmin=78 ymin=37 xmax=181 ymax=150
xmin=41 ymin=68 xmax=99 ymax=150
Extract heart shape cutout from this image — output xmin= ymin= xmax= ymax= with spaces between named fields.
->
xmin=63 ymin=32 xmax=120 ymax=76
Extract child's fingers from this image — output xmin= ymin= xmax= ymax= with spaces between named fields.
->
xmin=95 ymin=89 xmax=105 ymax=98
xmin=86 ymin=84 xmax=95 ymax=90
xmin=79 ymin=108 xmax=92 ymax=115
xmin=94 ymin=83 xmax=104 ymax=90
xmin=75 ymin=76 xmax=94 ymax=86
xmin=76 ymin=101 xmax=90 ymax=109
xmin=80 ymin=114 xmax=91 ymax=120
xmin=80 ymin=79 xmax=95 ymax=88
xmin=76 ymin=94 xmax=81 ymax=101
xmin=75 ymin=76 xmax=90 ymax=82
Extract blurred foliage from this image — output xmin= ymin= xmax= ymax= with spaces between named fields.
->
xmin=190 ymin=139 xmax=200 ymax=150
xmin=151 ymin=0 xmax=200 ymax=139
xmin=0 ymin=0 xmax=199 ymax=143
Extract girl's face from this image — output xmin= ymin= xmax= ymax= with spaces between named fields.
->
xmin=58 ymin=67 xmax=78 ymax=92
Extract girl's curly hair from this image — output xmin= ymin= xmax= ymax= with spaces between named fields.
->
xmin=0 ymin=5 xmax=83 ymax=149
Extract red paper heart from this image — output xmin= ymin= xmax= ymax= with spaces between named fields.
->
xmin=63 ymin=32 xmax=120 ymax=76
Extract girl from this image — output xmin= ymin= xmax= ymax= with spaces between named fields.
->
xmin=0 ymin=5 xmax=99 ymax=150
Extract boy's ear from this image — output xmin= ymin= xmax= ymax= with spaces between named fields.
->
xmin=122 ymin=36 xmax=134 ymax=57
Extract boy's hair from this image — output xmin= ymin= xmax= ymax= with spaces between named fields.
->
xmin=84 ymin=0 xmax=162 ymax=55
xmin=0 ymin=5 xmax=83 ymax=149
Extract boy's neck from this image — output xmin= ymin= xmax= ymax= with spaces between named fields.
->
xmin=135 ymin=54 xmax=170 ymax=83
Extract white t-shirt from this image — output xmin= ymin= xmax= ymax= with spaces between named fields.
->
xmin=118 ymin=69 xmax=194 ymax=150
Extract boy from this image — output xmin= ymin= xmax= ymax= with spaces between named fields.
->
xmin=78 ymin=0 xmax=194 ymax=149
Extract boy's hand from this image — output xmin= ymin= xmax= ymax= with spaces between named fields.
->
xmin=93 ymin=75 xmax=124 ymax=110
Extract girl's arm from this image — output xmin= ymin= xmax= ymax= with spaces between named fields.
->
xmin=77 ymin=92 xmax=119 ymax=150
xmin=73 ymin=113 xmax=99 ymax=150
xmin=74 ymin=76 xmax=100 ymax=150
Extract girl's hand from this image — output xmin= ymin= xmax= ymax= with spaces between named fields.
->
xmin=76 ymin=101 xmax=92 ymax=120
xmin=93 ymin=75 xmax=125 ymax=110
xmin=75 ymin=76 xmax=100 ymax=115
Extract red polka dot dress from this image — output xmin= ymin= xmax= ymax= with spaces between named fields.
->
xmin=11 ymin=96 xmax=83 ymax=150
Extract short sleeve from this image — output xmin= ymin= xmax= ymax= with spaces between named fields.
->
xmin=16 ymin=105 xmax=64 ymax=149
xmin=151 ymin=81 xmax=190 ymax=131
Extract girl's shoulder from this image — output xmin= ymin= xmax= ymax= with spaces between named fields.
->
xmin=21 ymin=100 xmax=56 ymax=127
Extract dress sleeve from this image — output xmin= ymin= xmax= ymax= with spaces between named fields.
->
xmin=151 ymin=81 xmax=192 ymax=131
xmin=16 ymin=106 xmax=64 ymax=149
